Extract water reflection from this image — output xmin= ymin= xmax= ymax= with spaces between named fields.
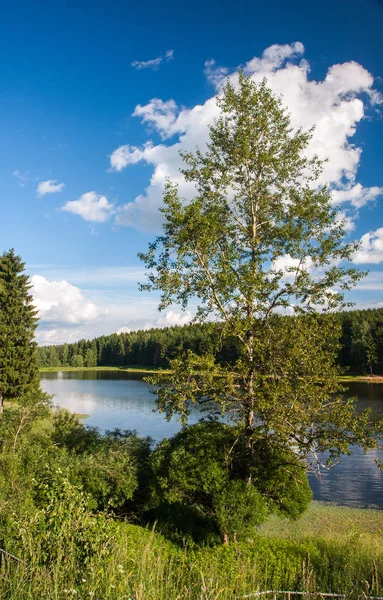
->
xmin=41 ymin=371 xmax=199 ymax=440
xmin=42 ymin=369 xmax=146 ymax=381
xmin=40 ymin=372 xmax=383 ymax=507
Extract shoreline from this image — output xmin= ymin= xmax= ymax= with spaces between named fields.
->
xmin=39 ymin=366 xmax=383 ymax=382
xmin=39 ymin=365 xmax=171 ymax=375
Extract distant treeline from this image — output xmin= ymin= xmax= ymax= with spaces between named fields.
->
xmin=38 ymin=308 xmax=383 ymax=375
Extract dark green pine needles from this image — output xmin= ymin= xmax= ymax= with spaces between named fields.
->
xmin=0 ymin=249 xmax=41 ymax=408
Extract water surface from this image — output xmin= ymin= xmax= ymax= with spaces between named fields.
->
xmin=41 ymin=371 xmax=383 ymax=508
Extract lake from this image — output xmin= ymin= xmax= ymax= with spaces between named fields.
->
xmin=41 ymin=371 xmax=383 ymax=508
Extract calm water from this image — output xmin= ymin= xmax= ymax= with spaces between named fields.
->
xmin=41 ymin=372 xmax=383 ymax=508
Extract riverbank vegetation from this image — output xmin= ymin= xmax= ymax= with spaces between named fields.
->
xmin=1 ymin=406 xmax=383 ymax=599
xmin=2 ymin=509 xmax=383 ymax=599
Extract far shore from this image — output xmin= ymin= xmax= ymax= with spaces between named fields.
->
xmin=39 ymin=365 xmax=171 ymax=375
xmin=39 ymin=366 xmax=383 ymax=382
xmin=339 ymin=375 xmax=383 ymax=383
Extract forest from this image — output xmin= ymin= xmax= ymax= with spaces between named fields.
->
xmin=38 ymin=307 xmax=383 ymax=375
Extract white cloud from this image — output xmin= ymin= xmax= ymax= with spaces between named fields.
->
xmin=272 ymin=254 xmax=313 ymax=281
xmin=37 ymin=327 xmax=87 ymax=346
xmin=156 ymin=310 xmax=193 ymax=327
xmin=204 ymin=59 xmax=229 ymax=89
xmin=131 ymin=49 xmax=174 ymax=70
xmin=334 ymin=209 xmax=356 ymax=233
xmin=31 ymin=275 xmax=107 ymax=325
xmin=37 ymin=179 xmax=65 ymax=197
xmin=353 ymin=228 xmax=383 ymax=264
xmin=34 ymin=285 xmax=196 ymax=344
xmin=332 ymin=183 xmax=383 ymax=208
xmin=110 ymin=42 xmax=382 ymax=233
xmin=243 ymin=41 xmax=305 ymax=76
xmin=109 ymin=141 xmax=156 ymax=172
xmin=133 ymin=100 xmax=179 ymax=138
xmin=116 ymin=326 xmax=131 ymax=334
xmin=62 ymin=191 xmax=115 ymax=222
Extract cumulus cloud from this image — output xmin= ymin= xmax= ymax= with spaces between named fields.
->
xmin=110 ymin=42 xmax=382 ymax=233
xmin=62 ymin=191 xmax=115 ymax=222
xmin=334 ymin=209 xmax=356 ymax=233
xmin=116 ymin=326 xmax=131 ymax=334
xmin=131 ymin=49 xmax=174 ymax=70
xmin=332 ymin=183 xmax=383 ymax=208
xmin=156 ymin=310 xmax=193 ymax=327
xmin=353 ymin=228 xmax=383 ymax=264
xmin=37 ymin=179 xmax=65 ymax=197
xmin=203 ymin=59 xmax=229 ymax=89
xmin=272 ymin=254 xmax=313 ymax=281
xmin=37 ymin=327 xmax=87 ymax=346
xmin=31 ymin=275 xmax=107 ymax=324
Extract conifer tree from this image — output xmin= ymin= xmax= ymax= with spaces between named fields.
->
xmin=0 ymin=249 xmax=41 ymax=413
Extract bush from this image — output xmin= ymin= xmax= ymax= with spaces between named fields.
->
xmin=151 ymin=422 xmax=311 ymax=542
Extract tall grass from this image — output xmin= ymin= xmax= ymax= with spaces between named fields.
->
xmin=2 ymin=509 xmax=383 ymax=600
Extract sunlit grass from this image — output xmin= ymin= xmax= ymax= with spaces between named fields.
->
xmin=39 ymin=365 xmax=171 ymax=374
xmin=260 ymin=501 xmax=383 ymax=545
xmin=2 ymin=504 xmax=383 ymax=599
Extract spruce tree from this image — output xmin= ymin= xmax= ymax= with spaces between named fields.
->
xmin=0 ymin=249 xmax=41 ymax=412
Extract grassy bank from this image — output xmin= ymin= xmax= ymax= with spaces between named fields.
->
xmin=260 ymin=501 xmax=383 ymax=541
xmin=339 ymin=375 xmax=383 ymax=383
xmin=39 ymin=366 xmax=383 ymax=382
xmin=39 ymin=365 xmax=171 ymax=375
xmin=1 ymin=502 xmax=383 ymax=600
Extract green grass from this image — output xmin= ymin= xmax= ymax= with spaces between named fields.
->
xmin=260 ymin=501 xmax=383 ymax=543
xmin=2 ymin=503 xmax=383 ymax=599
xmin=39 ymin=365 xmax=171 ymax=375
xmin=339 ymin=374 xmax=383 ymax=383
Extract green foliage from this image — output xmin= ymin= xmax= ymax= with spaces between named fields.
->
xmin=0 ymin=406 xmax=152 ymax=557
xmin=249 ymin=438 xmax=312 ymax=520
xmin=70 ymin=353 xmax=84 ymax=368
xmin=51 ymin=409 xmax=100 ymax=453
xmin=1 ymin=511 xmax=383 ymax=599
xmin=49 ymin=410 xmax=153 ymax=513
xmin=0 ymin=249 xmax=45 ymax=410
xmin=0 ymin=402 xmax=382 ymax=598
xmin=139 ymin=74 xmax=377 ymax=485
xmin=151 ymin=422 xmax=310 ymax=541
xmin=213 ymin=480 xmax=267 ymax=539
xmin=22 ymin=464 xmax=109 ymax=564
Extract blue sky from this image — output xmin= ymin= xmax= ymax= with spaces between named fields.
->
xmin=1 ymin=0 xmax=382 ymax=344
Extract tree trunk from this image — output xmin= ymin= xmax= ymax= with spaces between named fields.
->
xmin=245 ymin=366 xmax=255 ymax=484
xmin=245 ymin=410 xmax=254 ymax=484
xmin=221 ymin=532 xmax=229 ymax=545
xmin=0 ymin=391 xmax=3 ymax=416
